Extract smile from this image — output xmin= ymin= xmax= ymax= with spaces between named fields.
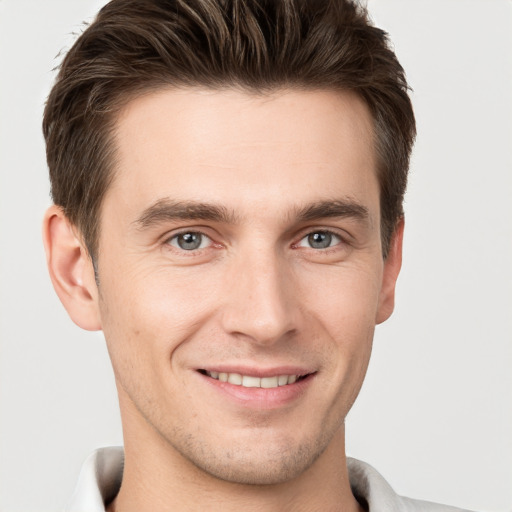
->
xmin=202 ymin=370 xmax=307 ymax=388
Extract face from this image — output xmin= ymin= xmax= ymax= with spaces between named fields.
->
xmin=91 ymin=88 xmax=401 ymax=484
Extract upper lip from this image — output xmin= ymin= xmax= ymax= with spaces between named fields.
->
xmin=197 ymin=365 xmax=315 ymax=378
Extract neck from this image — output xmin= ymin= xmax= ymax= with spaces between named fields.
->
xmin=109 ymin=392 xmax=363 ymax=512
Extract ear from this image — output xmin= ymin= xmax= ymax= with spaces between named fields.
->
xmin=42 ymin=205 xmax=102 ymax=331
xmin=376 ymin=217 xmax=404 ymax=325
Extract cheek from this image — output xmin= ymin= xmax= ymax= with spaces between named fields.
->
xmin=98 ymin=262 xmax=222 ymax=368
xmin=297 ymin=263 xmax=380 ymax=397
xmin=299 ymin=261 xmax=383 ymax=333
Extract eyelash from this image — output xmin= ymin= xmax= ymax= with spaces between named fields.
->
xmin=295 ymin=230 xmax=344 ymax=251
xmin=164 ymin=228 xmax=347 ymax=255
xmin=165 ymin=230 xmax=215 ymax=253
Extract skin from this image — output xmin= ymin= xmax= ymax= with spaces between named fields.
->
xmin=43 ymin=88 xmax=403 ymax=512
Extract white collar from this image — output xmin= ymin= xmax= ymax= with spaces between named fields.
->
xmin=64 ymin=447 xmax=470 ymax=512
xmin=65 ymin=447 xmax=123 ymax=512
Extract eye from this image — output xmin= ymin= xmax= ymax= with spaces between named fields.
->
xmin=298 ymin=230 xmax=342 ymax=250
xmin=168 ymin=231 xmax=211 ymax=251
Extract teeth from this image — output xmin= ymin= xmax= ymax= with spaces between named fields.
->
xmin=206 ymin=371 xmax=302 ymax=388
xmin=278 ymin=375 xmax=288 ymax=386
xmin=261 ymin=376 xmax=278 ymax=388
xmin=227 ymin=373 xmax=242 ymax=385
xmin=242 ymin=375 xmax=260 ymax=387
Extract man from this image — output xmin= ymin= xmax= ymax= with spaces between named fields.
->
xmin=41 ymin=1 xmax=471 ymax=510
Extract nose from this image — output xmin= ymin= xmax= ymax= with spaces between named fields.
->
xmin=220 ymin=248 xmax=300 ymax=346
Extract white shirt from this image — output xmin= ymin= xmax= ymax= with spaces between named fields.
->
xmin=64 ymin=447 xmax=473 ymax=512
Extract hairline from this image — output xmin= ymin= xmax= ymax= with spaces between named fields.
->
xmin=84 ymin=83 xmax=393 ymax=262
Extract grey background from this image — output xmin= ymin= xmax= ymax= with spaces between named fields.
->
xmin=1 ymin=1 xmax=511 ymax=510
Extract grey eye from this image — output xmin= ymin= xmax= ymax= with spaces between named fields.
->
xmin=298 ymin=231 xmax=341 ymax=249
xmin=169 ymin=232 xmax=210 ymax=251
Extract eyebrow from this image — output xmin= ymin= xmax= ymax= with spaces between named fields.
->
xmin=133 ymin=197 xmax=369 ymax=229
xmin=133 ymin=198 xmax=239 ymax=228
xmin=294 ymin=199 xmax=369 ymax=224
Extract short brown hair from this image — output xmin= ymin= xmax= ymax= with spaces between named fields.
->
xmin=43 ymin=0 xmax=415 ymax=259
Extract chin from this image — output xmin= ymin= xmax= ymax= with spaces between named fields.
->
xmin=174 ymin=431 xmax=332 ymax=486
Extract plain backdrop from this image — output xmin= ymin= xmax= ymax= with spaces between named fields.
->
xmin=0 ymin=1 xmax=511 ymax=511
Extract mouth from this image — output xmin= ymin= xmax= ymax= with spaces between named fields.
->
xmin=197 ymin=369 xmax=312 ymax=389
xmin=196 ymin=368 xmax=316 ymax=409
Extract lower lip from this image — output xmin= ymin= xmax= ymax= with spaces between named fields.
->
xmin=198 ymin=372 xmax=315 ymax=410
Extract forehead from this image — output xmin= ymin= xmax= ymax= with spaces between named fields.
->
xmin=106 ymin=87 xmax=378 ymax=222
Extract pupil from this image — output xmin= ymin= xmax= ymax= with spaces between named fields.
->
xmin=178 ymin=232 xmax=201 ymax=250
xmin=308 ymin=232 xmax=331 ymax=249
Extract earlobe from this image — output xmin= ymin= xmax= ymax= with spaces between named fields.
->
xmin=42 ymin=205 xmax=102 ymax=331
xmin=376 ymin=218 xmax=404 ymax=325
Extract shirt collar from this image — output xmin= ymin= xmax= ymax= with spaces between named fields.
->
xmin=65 ymin=447 xmax=123 ymax=512
xmin=65 ymin=447 xmax=461 ymax=512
